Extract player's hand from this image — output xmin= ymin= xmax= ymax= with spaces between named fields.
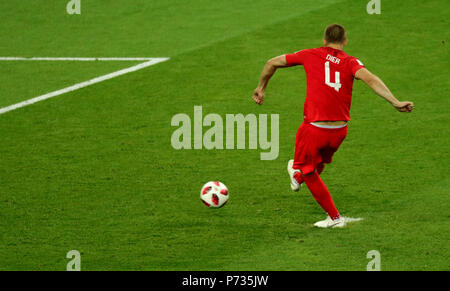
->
xmin=393 ymin=101 xmax=414 ymax=112
xmin=253 ymin=88 xmax=265 ymax=105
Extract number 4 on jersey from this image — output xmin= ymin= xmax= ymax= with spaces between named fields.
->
xmin=324 ymin=61 xmax=341 ymax=92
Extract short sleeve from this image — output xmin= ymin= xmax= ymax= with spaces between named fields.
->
xmin=349 ymin=58 xmax=365 ymax=76
xmin=285 ymin=50 xmax=308 ymax=66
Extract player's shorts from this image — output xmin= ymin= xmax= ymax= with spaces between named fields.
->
xmin=293 ymin=122 xmax=348 ymax=175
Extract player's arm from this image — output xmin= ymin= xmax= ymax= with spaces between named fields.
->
xmin=253 ymin=55 xmax=292 ymax=105
xmin=355 ymin=68 xmax=414 ymax=112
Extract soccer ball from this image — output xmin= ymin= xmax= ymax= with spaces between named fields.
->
xmin=200 ymin=181 xmax=229 ymax=208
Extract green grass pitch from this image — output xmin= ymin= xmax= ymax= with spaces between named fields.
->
xmin=0 ymin=0 xmax=449 ymax=270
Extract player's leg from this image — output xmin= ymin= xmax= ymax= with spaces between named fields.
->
xmin=288 ymin=123 xmax=308 ymax=191
xmin=289 ymin=123 xmax=325 ymax=190
xmin=291 ymin=160 xmax=343 ymax=227
xmin=302 ymin=170 xmax=344 ymax=227
xmin=309 ymin=126 xmax=348 ymax=227
xmin=288 ymin=124 xmax=325 ymax=190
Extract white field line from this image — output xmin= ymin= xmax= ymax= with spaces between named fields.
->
xmin=0 ymin=57 xmax=169 ymax=115
xmin=343 ymin=217 xmax=364 ymax=223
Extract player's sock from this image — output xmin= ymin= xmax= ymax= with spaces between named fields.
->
xmin=293 ymin=163 xmax=325 ymax=185
xmin=293 ymin=172 xmax=304 ymax=185
xmin=302 ymin=171 xmax=340 ymax=220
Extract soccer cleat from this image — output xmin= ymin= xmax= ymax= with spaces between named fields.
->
xmin=287 ymin=159 xmax=301 ymax=191
xmin=314 ymin=216 xmax=346 ymax=228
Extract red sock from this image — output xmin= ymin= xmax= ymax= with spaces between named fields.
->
xmin=302 ymin=171 xmax=340 ymax=220
xmin=294 ymin=163 xmax=325 ymax=185
xmin=294 ymin=172 xmax=303 ymax=184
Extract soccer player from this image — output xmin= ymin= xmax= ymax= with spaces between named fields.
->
xmin=252 ymin=24 xmax=414 ymax=228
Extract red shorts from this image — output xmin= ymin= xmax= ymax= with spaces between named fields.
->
xmin=293 ymin=122 xmax=348 ymax=175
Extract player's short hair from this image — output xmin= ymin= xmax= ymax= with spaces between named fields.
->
xmin=324 ymin=24 xmax=347 ymax=44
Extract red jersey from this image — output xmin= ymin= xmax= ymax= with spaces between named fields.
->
xmin=285 ymin=47 xmax=365 ymax=123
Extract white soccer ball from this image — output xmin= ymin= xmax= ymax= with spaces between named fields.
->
xmin=200 ymin=181 xmax=229 ymax=208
